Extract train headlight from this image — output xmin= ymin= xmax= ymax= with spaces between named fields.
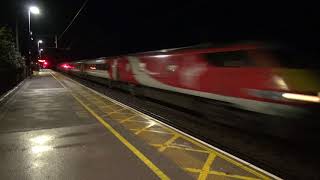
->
xmin=282 ymin=93 xmax=320 ymax=103
xmin=247 ymin=89 xmax=320 ymax=103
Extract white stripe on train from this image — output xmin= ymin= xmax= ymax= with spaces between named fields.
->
xmin=86 ymin=70 xmax=111 ymax=79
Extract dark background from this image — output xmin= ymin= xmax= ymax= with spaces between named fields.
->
xmin=1 ymin=0 xmax=319 ymax=60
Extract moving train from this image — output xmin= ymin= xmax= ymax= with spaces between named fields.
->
xmin=58 ymin=43 xmax=320 ymax=138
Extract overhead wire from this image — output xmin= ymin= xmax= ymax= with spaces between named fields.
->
xmin=58 ymin=0 xmax=89 ymax=40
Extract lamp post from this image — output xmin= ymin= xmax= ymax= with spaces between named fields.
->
xmin=37 ymin=40 xmax=43 ymax=56
xmin=28 ymin=6 xmax=40 ymax=38
xmin=39 ymin=49 xmax=44 ymax=59
xmin=27 ymin=6 xmax=40 ymax=76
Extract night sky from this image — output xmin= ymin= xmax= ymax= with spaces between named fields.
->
xmin=1 ymin=0 xmax=319 ymax=60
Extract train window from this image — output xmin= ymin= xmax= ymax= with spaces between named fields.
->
xmin=204 ymin=51 xmax=254 ymax=67
xmin=87 ymin=64 xmax=109 ymax=70
xmin=87 ymin=64 xmax=96 ymax=70
xmin=96 ymin=64 xmax=109 ymax=70
xmin=75 ymin=64 xmax=82 ymax=69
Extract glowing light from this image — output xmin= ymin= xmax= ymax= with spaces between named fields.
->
xmin=30 ymin=135 xmax=53 ymax=144
xmin=90 ymin=66 xmax=96 ymax=70
xmin=62 ymin=64 xmax=73 ymax=69
xmin=38 ymin=59 xmax=45 ymax=62
xmin=148 ymin=121 xmax=157 ymax=127
xmin=29 ymin=6 xmax=40 ymax=14
xmin=31 ymin=145 xmax=53 ymax=154
xmin=273 ymin=76 xmax=288 ymax=90
xmin=153 ymin=55 xmax=170 ymax=58
xmin=30 ymin=135 xmax=53 ymax=154
xmin=44 ymin=62 xmax=48 ymax=65
xmin=282 ymin=93 xmax=320 ymax=103
xmin=96 ymin=59 xmax=105 ymax=63
xmin=38 ymin=40 xmax=43 ymax=43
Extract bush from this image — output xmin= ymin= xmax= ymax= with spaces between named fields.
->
xmin=0 ymin=26 xmax=25 ymax=94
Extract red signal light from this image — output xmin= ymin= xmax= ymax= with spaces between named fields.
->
xmin=61 ymin=64 xmax=73 ymax=69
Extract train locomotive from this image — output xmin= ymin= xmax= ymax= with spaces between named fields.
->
xmin=58 ymin=43 xmax=320 ymax=139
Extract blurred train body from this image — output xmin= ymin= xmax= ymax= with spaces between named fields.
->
xmin=58 ymin=43 xmax=320 ymax=139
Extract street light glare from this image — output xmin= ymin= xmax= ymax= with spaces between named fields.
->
xmin=29 ymin=6 xmax=40 ymax=14
xmin=38 ymin=40 xmax=43 ymax=43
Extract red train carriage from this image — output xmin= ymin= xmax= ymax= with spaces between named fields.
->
xmin=58 ymin=43 xmax=320 ymax=139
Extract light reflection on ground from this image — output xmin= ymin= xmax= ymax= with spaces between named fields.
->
xmin=30 ymin=135 xmax=54 ymax=154
xmin=30 ymin=135 xmax=53 ymax=144
xmin=31 ymin=145 xmax=53 ymax=154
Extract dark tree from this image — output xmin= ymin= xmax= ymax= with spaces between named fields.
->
xmin=0 ymin=26 xmax=25 ymax=94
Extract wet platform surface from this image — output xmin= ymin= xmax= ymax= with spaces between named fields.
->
xmin=0 ymin=70 xmax=280 ymax=180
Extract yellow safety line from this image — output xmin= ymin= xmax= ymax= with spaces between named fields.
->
xmin=166 ymin=145 xmax=209 ymax=154
xmin=132 ymin=129 xmax=174 ymax=135
xmin=107 ymin=108 xmax=126 ymax=115
xmin=50 ymin=72 xmax=68 ymax=88
xmin=134 ymin=122 xmax=156 ymax=135
xmin=184 ymin=168 xmax=200 ymax=173
xmin=50 ymin=72 xmax=170 ymax=180
xmin=120 ymin=115 xmax=139 ymax=123
xmin=184 ymin=168 xmax=261 ymax=180
xmin=151 ymin=144 xmax=209 ymax=154
xmin=198 ymin=153 xmax=217 ymax=180
xmin=179 ymin=135 xmax=271 ymax=179
xmin=73 ymin=94 xmax=170 ymax=180
xmin=158 ymin=134 xmax=180 ymax=152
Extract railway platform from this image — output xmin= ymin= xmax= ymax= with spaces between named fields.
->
xmin=0 ymin=69 xmax=280 ymax=180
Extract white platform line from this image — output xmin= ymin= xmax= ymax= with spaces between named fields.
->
xmin=0 ymin=80 xmax=25 ymax=102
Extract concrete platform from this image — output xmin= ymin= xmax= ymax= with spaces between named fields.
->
xmin=0 ymin=70 xmax=280 ymax=180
